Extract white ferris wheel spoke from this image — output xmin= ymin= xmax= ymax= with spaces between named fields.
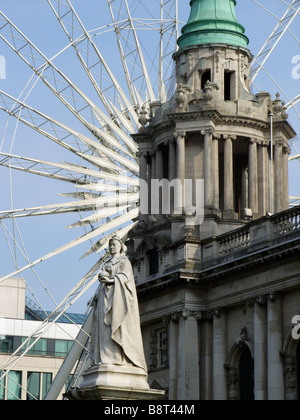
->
xmin=108 ymin=0 xmax=156 ymax=105
xmin=0 ymin=152 xmax=97 ymax=185
xmin=0 ymin=151 xmax=138 ymax=188
xmin=65 ymin=205 xmax=130 ymax=229
xmin=0 ymin=257 xmax=104 ymax=383
xmin=80 ymin=221 xmax=138 ymax=260
xmin=286 ymin=95 xmax=300 ymax=110
xmin=0 ymin=191 xmax=139 ymax=220
xmin=0 ymin=207 xmax=139 ymax=288
xmin=250 ymin=0 xmax=300 ymax=85
xmin=0 ymin=12 xmax=100 ymax=131
xmin=0 ymin=1 xmax=180 ymax=399
xmin=47 ymin=0 xmax=140 ymax=129
xmin=289 ymin=154 xmax=300 ymax=161
xmin=0 ymin=11 xmax=139 ymax=150
xmin=0 ymin=90 xmax=139 ymax=171
xmin=107 ymin=0 xmax=178 ymax=103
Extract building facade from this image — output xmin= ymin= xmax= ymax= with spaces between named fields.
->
xmin=0 ymin=277 xmax=85 ymax=400
xmin=129 ymin=0 xmax=300 ymax=400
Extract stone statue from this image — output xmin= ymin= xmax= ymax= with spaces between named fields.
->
xmin=89 ymin=235 xmax=147 ymax=373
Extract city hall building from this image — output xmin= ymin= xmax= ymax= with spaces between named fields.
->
xmin=128 ymin=0 xmax=300 ymax=400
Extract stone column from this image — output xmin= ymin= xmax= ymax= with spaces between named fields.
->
xmin=167 ymin=312 xmax=180 ymax=400
xmin=168 ymin=139 xmax=176 ymax=215
xmin=175 ymin=131 xmax=186 ymax=214
xmin=201 ymin=312 xmax=213 ymax=400
xmin=155 ymin=147 xmax=164 ymax=180
xmin=282 ymin=145 xmax=290 ymax=210
xmin=150 ymin=149 xmax=156 ymax=180
xmin=267 ymin=292 xmax=285 ymax=400
xmin=149 ymin=150 xmax=156 ymax=216
xmin=168 ymin=139 xmax=176 ymax=181
xmin=212 ymin=134 xmax=220 ymax=210
xmin=223 ymin=135 xmax=235 ymax=216
xmin=177 ymin=310 xmax=201 ymax=400
xmin=274 ymin=141 xmax=283 ymax=213
xmin=253 ymin=296 xmax=268 ymax=400
xmin=249 ymin=138 xmax=258 ymax=215
xmin=138 ymin=152 xmax=149 ymax=221
xmin=241 ymin=168 xmax=248 ymax=212
xmin=147 ymin=152 xmax=155 ymax=216
xmin=212 ymin=308 xmax=227 ymax=400
xmin=202 ymin=129 xmax=213 ymax=208
xmin=257 ymin=142 xmax=268 ymax=216
xmin=155 ymin=147 xmax=164 ymax=218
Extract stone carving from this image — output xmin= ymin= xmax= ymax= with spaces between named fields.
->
xmin=234 ymin=327 xmax=249 ymax=348
xmin=176 ymin=83 xmax=192 ymax=111
xmin=138 ymin=105 xmax=149 ymax=129
xmin=89 ymin=235 xmax=147 ymax=372
xmin=202 ymin=80 xmax=219 ymax=101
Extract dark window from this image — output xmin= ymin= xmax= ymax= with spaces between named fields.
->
xmin=157 ymin=329 xmax=167 ymax=368
xmin=201 ymin=69 xmax=211 ymax=89
xmin=7 ymin=371 xmax=22 ymax=400
xmin=148 ymin=248 xmax=159 ymax=276
xmin=42 ymin=373 xmax=53 ymax=399
xmin=239 ymin=347 xmax=254 ymax=400
xmin=27 ymin=372 xmax=40 ymax=400
xmin=224 ymin=71 xmax=232 ymax=101
xmin=0 ymin=336 xmax=13 ymax=353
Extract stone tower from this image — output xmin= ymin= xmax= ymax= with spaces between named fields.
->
xmin=133 ymin=0 xmax=295 ymax=239
xmin=130 ymin=0 xmax=298 ymax=400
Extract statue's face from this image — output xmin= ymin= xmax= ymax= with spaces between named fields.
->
xmin=109 ymin=240 xmax=122 ymax=256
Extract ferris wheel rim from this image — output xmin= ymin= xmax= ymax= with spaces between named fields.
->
xmin=0 ymin=0 xmax=298 ymax=400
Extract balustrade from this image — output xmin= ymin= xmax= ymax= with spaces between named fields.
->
xmin=273 ymin=208 xmax=300 ymax=237
xmin=212 ymin=207 xmax=300 ymax=263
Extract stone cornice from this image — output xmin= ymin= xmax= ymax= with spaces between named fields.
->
xmin=131 ymin=109 xmax=296 ymax=142
xmin=137 ymin=234 xmax=300 ymax=298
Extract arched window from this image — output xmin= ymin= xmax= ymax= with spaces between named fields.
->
xmin=239 ymin=347 xmax=254 ymax=400
xmin=297 ymin=341 xmax=300 ymax=400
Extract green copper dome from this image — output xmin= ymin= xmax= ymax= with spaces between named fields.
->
xmin=178 ymin=0 xmax=249 ymax=50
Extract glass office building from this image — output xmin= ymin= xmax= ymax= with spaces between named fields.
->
xmin=0 ymin=278 xmax=86 ymax=400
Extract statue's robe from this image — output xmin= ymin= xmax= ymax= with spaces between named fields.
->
xmin=90 ymin=255 xmax=147 ymax=372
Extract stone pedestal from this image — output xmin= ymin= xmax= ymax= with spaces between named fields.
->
xmin=65 ymin=364 xmax=165 ymax=401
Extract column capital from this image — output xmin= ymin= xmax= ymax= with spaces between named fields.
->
xmin=152 ymin=146 xmax=162 ymax=154
xmin=249 ymin=137 xmax=258 ymax=145
xmin=274 ymin=138 xmax=285 ymax=147
xmin=246 ymin=294 xmax=267 ymax=307
xmin=164 ymin=137 xmax=175 ymax=146
xmin=267 ymin=291 xmax=283 ymax=303
xmin=223 ymin=134 xmax=237 ymax=141
xmin=165 ymin=309 xmax=203 ymax=322
xmin=201 ymin=128 xmax=214 ymax=136
xmin=181 ymin=309 xmax=203 ymax=321
xmin=208 ymin=307 xmax=226 ymax=319
xmin=283 ymin=144 xmax=291 ymax=155
xmin=166 ymin=310 xmax=181 ymax=323
xmin=261 ymin=139 xmax=270 ymax=147
xmin=173 ymin=130 xmax=186 ymax=139
xmin=136 ymin=151 xmax=148 ymax=158
xmin=213 ymin=132 xmax=221 ymax=140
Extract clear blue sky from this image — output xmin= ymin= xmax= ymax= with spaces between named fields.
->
xmin=0 ymin=0 xmax=299 ymax=314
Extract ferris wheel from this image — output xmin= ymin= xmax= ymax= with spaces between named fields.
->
xmin=0 ymin=0 xmax=299 ymax=400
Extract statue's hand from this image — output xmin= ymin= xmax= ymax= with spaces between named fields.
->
xmin=98 ymin=271 xmax=114 ymax=285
